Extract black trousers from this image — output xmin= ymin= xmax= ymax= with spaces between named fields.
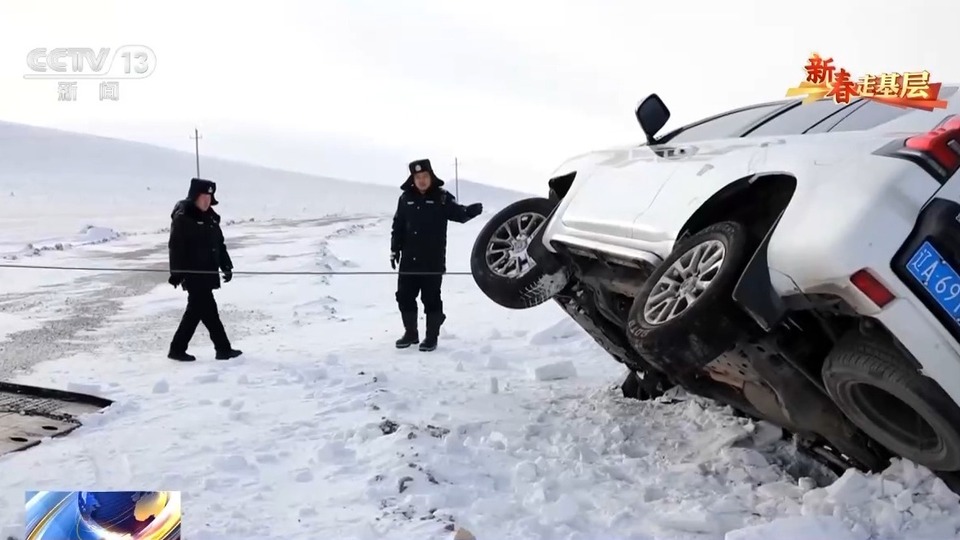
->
xmin=396 ymin=273 xmax=443 ymax=314
xmin=170 ymin=287 xmax=231 ymax=352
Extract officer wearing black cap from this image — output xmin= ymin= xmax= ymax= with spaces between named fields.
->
xmin=391 ymin=159 xmax=483 ymax=351
xmin=166 ymin=178 xmax=242 ymax=362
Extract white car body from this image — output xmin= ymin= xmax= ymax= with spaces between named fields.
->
xmin=540 ymin=91 xmax=960 ymax=408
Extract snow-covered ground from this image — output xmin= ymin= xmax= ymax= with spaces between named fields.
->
xmin=1 ymin=125 xmax=960 ymax=540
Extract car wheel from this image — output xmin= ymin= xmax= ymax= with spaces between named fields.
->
xmin=822 ymin=331 xmax=960 ymax=471
xmin=470 ymin=197 xmax=570 ymax=309
xmin=625 ymin=221 xmax=751 ymax=373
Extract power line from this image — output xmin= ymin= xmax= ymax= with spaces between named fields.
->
xmin=0 ymin=263 xmax=471 ymax=276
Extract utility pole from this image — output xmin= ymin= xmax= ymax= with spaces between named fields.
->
xmin=190 ymin=128 xmax=202 ymax=177
xmin=454 ymin=157 xmax=459 ymax=199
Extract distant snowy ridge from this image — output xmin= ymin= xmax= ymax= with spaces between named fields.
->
xmin=0 ymin=120 xmax=529 ymax=256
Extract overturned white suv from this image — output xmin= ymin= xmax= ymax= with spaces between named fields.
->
xmin=471 ymin=89 xmax=960 ymax=478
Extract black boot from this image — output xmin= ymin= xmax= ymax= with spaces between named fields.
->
xmin=215 ymin=349 xmax=243 ymax=360
xmin=419 ymin=312 xmax=446 ymax=352
xmin=395 ymin=311 xmax=419 ymax=349
xmin=168 ymin=349 xmax=196 ymax=362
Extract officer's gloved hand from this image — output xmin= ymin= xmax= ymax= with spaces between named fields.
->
xmin=168 ymin=274 xmax=184 ymax=288
xmin=223 ymin=269 xmax=233 ymax=283
xmin=391 ymin=251 xmax=400 ymax=270
xmin=466 ymin=203 xmax=483 ymax=217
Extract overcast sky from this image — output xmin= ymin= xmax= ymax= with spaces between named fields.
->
xmin=1 ymin=0 xmax=958 ymax=193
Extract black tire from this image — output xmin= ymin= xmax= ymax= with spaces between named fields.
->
xmin=625 ymin=221 xmax=751 ymax=373
xmin=470 ymin=197 xmax=570 ymax=309
xmin=822 ymin=332 xmax=960 ymax=471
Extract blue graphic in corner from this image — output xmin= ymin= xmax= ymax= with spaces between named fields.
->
xmin=24 ymin=491 xmax=181 ymax=539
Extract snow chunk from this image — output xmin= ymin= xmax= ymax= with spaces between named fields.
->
xmin=725 ymin=516 xmax=867 ymax=540
xmin=529 ymin=317 xmax=583 ymax=345
xmin=880 ymin=479 xmax=904 ymax=497
xmin=513 ymin=461 xmax=538 ymax=483
xmin=798 ymin=477 xmax=817 ymax=492
xmin=893 ymin=488 xmax=913 ymax=511
xmin=152 ymin=380 xmax=169 ymax=394
xmin=77 ymin=225 xmax=121 ymax=244
xmin=530 ymin=360 xmax=577 ymax=381
xmin=930 ymin=476 xmax=960 ymax=509
xmin=293 ymin=468 xmax=314 ymax=483
xmin=825 ymin=468 xmax=872 ymax=506
xmin=757 ymin=480 xmax=802 ymax=500
xmin=655 ymin=508 xmax=743 ymax=534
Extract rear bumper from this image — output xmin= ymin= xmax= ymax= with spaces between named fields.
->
xmin=880 ymin=197 xmax=960 ymax=407
xmin=891 ymin=198 xmax=960 ymax=344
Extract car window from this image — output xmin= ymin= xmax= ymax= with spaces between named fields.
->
xmin=744 ymin=99 xmax=853 ymax=137
xmin=664 ymin=104 xmax=783 ymax=144
xmin=827 ymin=100 xmax=915 ymax=133
xmin=827 ymin=86 xmax=958 ymax=133
xmin=805 ymin=100 xmax=868 ymax=134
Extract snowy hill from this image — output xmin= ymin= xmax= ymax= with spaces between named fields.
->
xmin=0 ymin=121 xmax=527 ymax=258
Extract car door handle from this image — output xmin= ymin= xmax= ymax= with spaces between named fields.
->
xmin=653 ymin=145 xmax=695 ymax=159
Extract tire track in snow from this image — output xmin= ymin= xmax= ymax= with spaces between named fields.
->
xmin=84 ymin=217 xmax=383 ymax=355
xmin=0 ymin=215 xmax=379 ymax=377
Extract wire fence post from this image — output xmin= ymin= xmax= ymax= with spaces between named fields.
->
xmin=454 ymin=157 xmax=459 ymax=199
xmin=190 ymin=128 xmax=202 ymax=177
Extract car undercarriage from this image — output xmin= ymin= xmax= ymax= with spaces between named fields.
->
xmin=549 ymin=243 xmax=956 ymax=481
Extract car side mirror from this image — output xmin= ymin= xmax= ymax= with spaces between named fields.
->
xmin=635 ymin=94 xmax=671 ymax=144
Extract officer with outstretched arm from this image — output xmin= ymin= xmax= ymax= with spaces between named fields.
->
xmin=391 ymin=159 xmax=483 ymax=351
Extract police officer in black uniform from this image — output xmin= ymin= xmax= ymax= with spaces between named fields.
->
xmin=167 ymin=178 xmax=243 ymax=362
xmin=391 ymin=159 xmax=483 ymax=351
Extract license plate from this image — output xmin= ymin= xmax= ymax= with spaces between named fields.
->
xmin=906 ymin=241 xmax=960 ymax=321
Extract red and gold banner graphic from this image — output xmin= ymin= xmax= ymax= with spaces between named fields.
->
xmin=786 ymin=53 xmax=948 ymax=111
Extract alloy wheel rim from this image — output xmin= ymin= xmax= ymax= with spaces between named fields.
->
xmin=485 ymin=212 xmax=546 ymax=278
xmin=642 ymin=239 xmax=726 ymax=325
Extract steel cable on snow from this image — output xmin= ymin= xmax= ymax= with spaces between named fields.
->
xmin=0 ymin=263 xmax=471 ymax=276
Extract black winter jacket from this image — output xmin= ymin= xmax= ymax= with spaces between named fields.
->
xmin=390 ymin=177 xmax=476 ymax=273
xmin=168 ymin=199 xmax=233 ymax=290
